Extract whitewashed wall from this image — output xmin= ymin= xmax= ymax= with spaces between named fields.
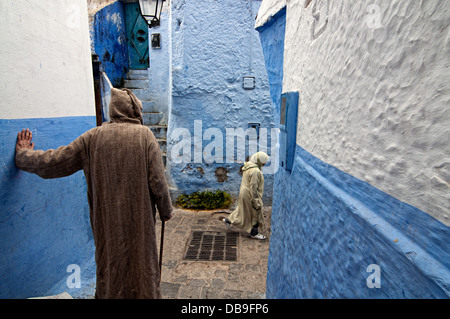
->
xmin=0 ymin=0 xmax=97 ymax=298
xmin=0 ymin=0 xmax=95 ymax=119
xmin=280 ymin=0 xmax=449 ymax=224
xmin=255 ymin=0 xmax=286 ymax=28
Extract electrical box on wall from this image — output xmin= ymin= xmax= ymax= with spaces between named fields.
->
xmin=279 ymin=91 xmax=299 ymax=172
xmin=242 ymin=76 xmax=255 ymax=89
xmin=151 ymin=33 xmax=161 ymax=49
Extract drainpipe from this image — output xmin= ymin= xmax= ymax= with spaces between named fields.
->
xmin=92 ymin=54 xmax=103 ymax=127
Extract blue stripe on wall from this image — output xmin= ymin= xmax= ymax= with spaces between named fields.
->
xmin=0 ymin=116 xmax=97 ymax=298
xmin=267 ymin=144 xmax=450 ymax=298
xmin=256 ymin=6 xmax=286 ymax=126
xmin=256 ymin=7 xmax=449 ymax=299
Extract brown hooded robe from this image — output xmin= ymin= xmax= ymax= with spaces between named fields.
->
xmin=15 ymin=88 xmax=173 ymax=298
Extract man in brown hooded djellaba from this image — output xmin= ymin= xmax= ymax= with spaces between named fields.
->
xmin=15 ymin=88 xmax=173 ymax=299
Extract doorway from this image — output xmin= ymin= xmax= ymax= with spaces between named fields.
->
xmin=125 ymin=2 xmax=149 ymax=69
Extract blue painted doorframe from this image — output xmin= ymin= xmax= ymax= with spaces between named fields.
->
xmin=125 ymin=2 xmax=149 ymax=69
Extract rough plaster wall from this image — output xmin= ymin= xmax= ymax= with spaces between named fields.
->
xmin=91 ymin=0 xmax=128 ymax=86
xmin=268 ymin=145 xmax=450 ymax=298
xmin=255 ymin=0 xmax=286 ymax=29
xmin=88 ymin=0 xmax=118 ymax=52
xmin=88 ymin=0 xmax=117 ymax=19
xmin=0 ymin=0 xmax=95 ymax=119
xmin=256 ymin=4 xmax=449 ymax=298
xmin=147 ymin=11 xmax=171 ymax=122
xmin=0 ymin=117 xmax=96 ymax=298
xmin=0 ymin=0 xmax=97 ymax=298
xmin=167 ymin=0 xmax=275 ymax=203
xmin=171 ymin=0 xmax=268 ymax=97
xmin=283 ymin=0 xmax=450 ymax=225
xmin=256 ymin=6 xmax=286 ymax=127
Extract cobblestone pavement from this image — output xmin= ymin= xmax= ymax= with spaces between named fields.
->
xmin=155 ymin=207 xmax=272 ymax=299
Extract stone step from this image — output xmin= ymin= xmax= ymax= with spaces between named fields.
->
xmin=142 ymin=112 xmax=164 ymax=125
xmin=146 ymin=125 xmax=167 ymax=139
xmin=142 ymin=100 xmax=157 ymax=113
xmin=123 ymin=79 xmax=149 ymax=89
xmin=127 ymin=69 xmax=148 ymax=80
xmin=131 ymin=89 xmax=151 ymax=101
xmin=157 ymin=138 xmax=167 ymax=153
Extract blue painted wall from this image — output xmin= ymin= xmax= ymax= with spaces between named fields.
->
xmin=168 ymin=0 xmax=275 ymax=204
xmin=92 ymin=1 xmax=128 ymax=87
xmin=0 ymin=117 xmax=96 ymax=298
xmin=257 ymin=8 xmax=450 ymax=299
xmin=256 ymin=7 xmax=286 ymax=126
xmin=268 ymin=145 xmax=449 ymax=298
xmin=148 ymin=11 xmax=170 ymax=123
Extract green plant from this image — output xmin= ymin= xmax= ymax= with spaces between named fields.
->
xmin=176 ymin=190 xmax=232 ymax=210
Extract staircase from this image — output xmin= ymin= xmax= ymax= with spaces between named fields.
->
xmin=123 ymin=69 xmax=167 ymax=166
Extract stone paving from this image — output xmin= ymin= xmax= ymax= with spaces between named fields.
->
xmin=155 ymin=207 xmax=272 ymax=299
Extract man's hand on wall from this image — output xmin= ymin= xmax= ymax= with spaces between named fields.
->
xmin=16 ymin=129 xmax=35 ymax=152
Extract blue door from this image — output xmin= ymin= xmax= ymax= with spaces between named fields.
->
xmin=125 ymin=2 xmax=149 ymax=69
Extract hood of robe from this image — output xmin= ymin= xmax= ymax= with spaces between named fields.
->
xmin=109 ymin=88 xmax=144 ymax=125
xmin=242 ymin=152 xmax=270 ymax=171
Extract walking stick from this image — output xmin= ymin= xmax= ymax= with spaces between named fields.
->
xmin=159 ymin=220 xmax=165 ymax=280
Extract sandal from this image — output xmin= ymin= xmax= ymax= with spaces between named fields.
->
xmin=251 ymin=233 xmax=267 ymax=240
xmin=222 ymin=218 xmax=231 ymax=230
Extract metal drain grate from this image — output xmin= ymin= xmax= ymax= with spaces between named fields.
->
xmin=183 ymin=231 xmax=239 ymax=261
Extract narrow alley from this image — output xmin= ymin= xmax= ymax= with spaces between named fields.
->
xmin=156 ymin=207 xmax=271 ymax=299
xmin=0 ymin=0 xmax=449 ymax=302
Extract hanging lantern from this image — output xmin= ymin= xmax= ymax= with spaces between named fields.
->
xmin=138 ymin=0 xmax=165 ymax=28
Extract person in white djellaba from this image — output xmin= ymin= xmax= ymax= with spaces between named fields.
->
xmin=223 ymin=152 xmax=269 ymax=240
